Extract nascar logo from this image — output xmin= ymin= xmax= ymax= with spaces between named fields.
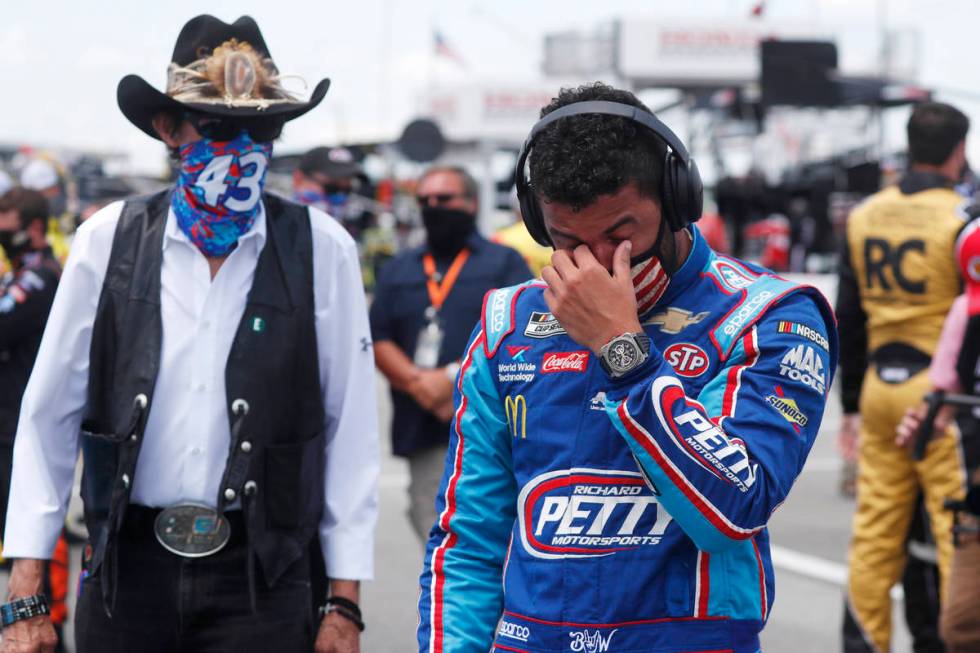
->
xmin=777 ymin=321 xmax=829 ymax=351
xmin=516 ymin=468 xmax=673 ymax=559
xmin=524 ymin=311 xmax=566 ymax=338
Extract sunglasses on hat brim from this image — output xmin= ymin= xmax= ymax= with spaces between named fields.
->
xmin=183 ymin=112 xmax=285 ymax=143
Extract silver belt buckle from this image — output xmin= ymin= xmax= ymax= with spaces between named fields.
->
xmin=153 ymin=504 xmax=231 ymax=558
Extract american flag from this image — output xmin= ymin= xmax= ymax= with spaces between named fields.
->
xmin=434 ymin=31 xmax=466 ymax=66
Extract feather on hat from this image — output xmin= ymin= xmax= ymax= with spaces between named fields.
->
xmin=118 ymin=15 xmax=330 ymax=141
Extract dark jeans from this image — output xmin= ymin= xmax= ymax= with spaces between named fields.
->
xmin=76 ymin=505 xmax=315 ymax=653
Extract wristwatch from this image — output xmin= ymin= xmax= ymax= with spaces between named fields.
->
xmin=598 ymin=332 xmax=651 ymax=378
xmin=1 ymin=594 xmax=50 ymax=629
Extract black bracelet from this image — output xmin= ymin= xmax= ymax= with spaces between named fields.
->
xmin=325 ymin=595 xmax=362 ymax=619
xmin=325 ymin=604 xmax=365 ymax=632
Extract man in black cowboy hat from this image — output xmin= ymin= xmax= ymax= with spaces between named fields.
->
xmin=0 ymin=15 xmax=378 ymax=653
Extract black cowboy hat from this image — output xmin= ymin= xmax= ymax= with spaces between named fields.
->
xmin=118 ymin=15 xmax=330 ymax=141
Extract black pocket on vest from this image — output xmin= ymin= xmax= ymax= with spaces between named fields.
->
xmin=264 ymin=432 xmax=325 ymax=530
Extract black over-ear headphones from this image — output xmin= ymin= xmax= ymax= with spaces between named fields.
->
xmin=514 ymin=100 xmax=703 ymax=247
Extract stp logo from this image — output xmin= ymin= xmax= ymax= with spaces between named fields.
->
xmin=542 ymin=351 xmax=589 ymax=374
xmin=663 ymin=343 xmax=709 ymax=377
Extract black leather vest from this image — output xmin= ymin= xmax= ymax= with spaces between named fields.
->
xmin=80 ymin=190 xmax=325 ymax=586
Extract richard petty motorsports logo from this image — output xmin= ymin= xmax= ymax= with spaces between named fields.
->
xmin=711 ymin=259 xmax=758 ymax=293
xmin=658 ymin=384 xmax=758 ymax=493
xmin=516 ymin=468 xmax=674 ymax=559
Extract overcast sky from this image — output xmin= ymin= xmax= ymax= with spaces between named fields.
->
xmin=2 ymin=0 xmax=978 ymax=174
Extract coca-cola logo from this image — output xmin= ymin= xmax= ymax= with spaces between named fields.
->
xmin=541 ymin=351 xmax=589 ymax=374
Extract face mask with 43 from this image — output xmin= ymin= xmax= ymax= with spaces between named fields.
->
xmin=171 ymin=132 xmax=272 ymax=257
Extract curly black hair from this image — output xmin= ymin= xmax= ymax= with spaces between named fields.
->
xmin=528 ymin=82 xmax=667 ymax=211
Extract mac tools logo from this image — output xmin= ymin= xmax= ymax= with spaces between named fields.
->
xmin=516 ymin=468 xmax=673 ymax=559
xmin=779 ymin=344 xmax=826 ymax=394
xmin=663 ymin=343 xmax=709 ymax=377
xmin=569 ymin=629 xmax=618 ymax=653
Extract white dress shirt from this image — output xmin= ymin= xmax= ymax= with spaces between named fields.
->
xmin=4 ymin=199 xmax=379 ymax=580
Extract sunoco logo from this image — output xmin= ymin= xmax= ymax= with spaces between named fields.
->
xmin=516 ymin=468 xmax=673 ymax=559
xmin=497 ymin=621 xmax=530 ymax=643
xmin=721 ymin=290 xmax=774 ymax=336
xmin=766 ymin=393 xmax=808 ymax=427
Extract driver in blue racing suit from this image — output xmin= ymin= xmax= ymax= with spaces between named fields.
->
xmin=417 ymin=83 xmax=837 ymax=653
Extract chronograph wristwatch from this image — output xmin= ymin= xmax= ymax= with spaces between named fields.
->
xmin=598 ymin=332 xmax=652 ymax=378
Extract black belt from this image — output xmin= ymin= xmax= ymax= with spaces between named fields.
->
xmin=871 ymin=343 xmax=931 ymax=384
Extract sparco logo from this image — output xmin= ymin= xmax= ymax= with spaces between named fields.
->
xmin=663 ymin=343 xmax=709 ymax=377
xmin=569 ymin=628 xmax=618 ymax=652
xmin=490 ymin=291 xmax=508 ymax=333
xmin=542 ymin=351 xmax=589 ymax=374
xmin=721 ymin=290 xmax=774 ymax=336
xmin=497 ymin=621 xmax=530 ymax=642
xmin=517 ymin=468 xmax=673 ymax=559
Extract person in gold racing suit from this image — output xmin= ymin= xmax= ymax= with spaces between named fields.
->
xmin=837 ymin=102 xmax=971 ymax=653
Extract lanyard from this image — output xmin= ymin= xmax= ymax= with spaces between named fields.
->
xmin=423 ymin=249 xmax=470 ymax=311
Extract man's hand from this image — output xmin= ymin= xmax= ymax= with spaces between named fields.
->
xmin=432 ymin=396 xmax=456 ymax=423
xmin=896 ymin=402 xmax=955 ymax=448
xmin=314 ymin=611 xmax=360 ymax=653
xmin=1 ymin=559 xmax=57 ymax=653
xmin=541 ymin=242 xmax=641 ymax=354
xmin=408 ymin=368 xmax=453 ymax=412
xmin=316 ymin=579 xmax=361 ymax=653
xmin=837 ymin=413 xmax=860 ymax=462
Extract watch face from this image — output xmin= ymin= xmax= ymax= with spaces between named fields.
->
xmin=609 ymin=340 xmax=640 ymax=371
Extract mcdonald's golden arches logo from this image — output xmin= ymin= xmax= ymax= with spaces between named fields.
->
xmin=505 ymin=394 xmax=527 ymax=439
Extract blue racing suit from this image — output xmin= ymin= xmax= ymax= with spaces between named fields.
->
xmin=418 ymin=227 xmax=838 ymax=653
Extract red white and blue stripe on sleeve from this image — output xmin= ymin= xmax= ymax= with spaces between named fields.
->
xmin=606 ymin=292 xmax=836 ymax=554
xmin=417 ymin=325 xmax=518 ymax=653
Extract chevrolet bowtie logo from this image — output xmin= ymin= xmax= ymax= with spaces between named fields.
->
xmin=643 ymin=307 xmax=710 ymax=334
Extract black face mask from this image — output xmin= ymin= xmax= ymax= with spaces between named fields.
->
xmin=422 ymin=207 xmax=477 ymax=258
xmin=0 ymin=229 xmax=31 ymax=261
